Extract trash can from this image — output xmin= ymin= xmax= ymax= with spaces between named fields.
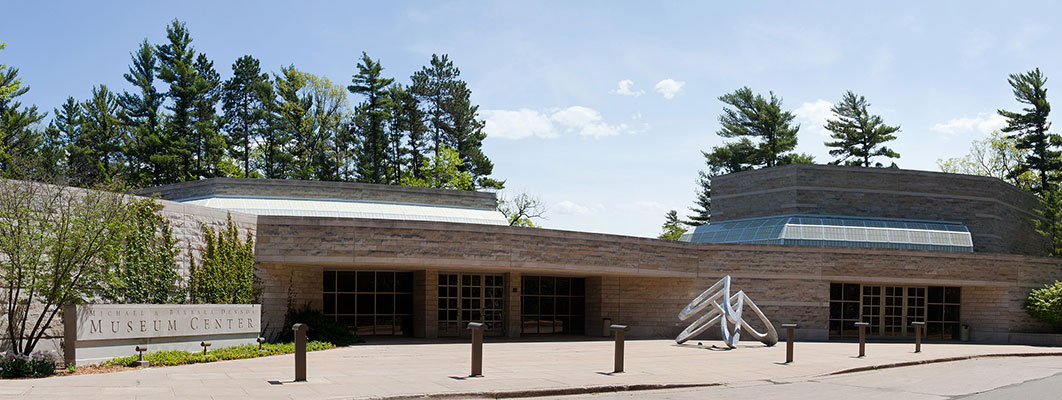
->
xmin=602 ymin=318 xmax=612 ymax=337
xmin=960 ymin=324 xmax=970 ymax=342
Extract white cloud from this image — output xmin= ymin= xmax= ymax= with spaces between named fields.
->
xmin=554 ymin=200 xmax=604 ymax=216
xmin=794 ymin=100 xmax=834 ymax=137
xmin=610 ymin=80 xmax=645 ymax=97
xmin=479 ymin=109 xmax=557 ymax=139
xmin=483 ymin=106 xmax=642 ymax=140
xmin=654 ymin=79 xmax=686 ymax=99
xmin=930 ymin=113 xmax=1006 ymax=135
xmin=631 ymin=112 xmax=642 ymax=120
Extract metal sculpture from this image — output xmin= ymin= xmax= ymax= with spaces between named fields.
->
xmin=676 ymin=275 xmax=778 ymax=348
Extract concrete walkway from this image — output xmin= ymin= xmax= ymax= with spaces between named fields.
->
xmin=0 ymin=339 xmax=1059 ymax=399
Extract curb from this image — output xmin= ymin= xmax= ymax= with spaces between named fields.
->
xmin=370 ymin=383 xmax=721 ymax=399
xmin=371 ymin=352 xmax=1062 ymax=399
xmin=825 ymin=351 xmax=1062 ymax=376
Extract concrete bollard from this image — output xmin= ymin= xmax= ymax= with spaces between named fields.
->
xmin=200 ymin=341 xmax=212 ymax=355
xmin=133 ymin=345 xmax=150 ymax=367
xmin=467 ymin=322 xmax=484 ymax=377
xmin=610 ymin=324 xmax=629 ymax=373
xmin=855 ymin=322 xmax=870 ymax=357
xmin=293 ymin=323 xmax=309 ymax=382
xmin=782 ymin=324 xmax=797 ymax=363
xmin=911 ymin=322 xmax=925 ymax=353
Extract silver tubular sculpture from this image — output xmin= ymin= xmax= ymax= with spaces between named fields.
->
xmin=676 ymin=275 xmax=778 ymax=348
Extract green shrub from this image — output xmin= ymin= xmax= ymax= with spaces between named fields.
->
xmin=1 ymin=351 xmax=56 ymax=378
xmin=102 ymin=199 xmax=183 ymax=304
xmin=1025 ymin=280 xmax=1062 ymax=329
xmin=101 ymin=341 xmax=335 ymax=368
xmin=281 ymin=305 xmax=363 ymax=346
xmin=1 ymin=353 xmax=31 ymax=378
xmin=28 ymin=351 xmax=56 ymax=376
xmin=188 ymin=214 xmax=257 ymax=304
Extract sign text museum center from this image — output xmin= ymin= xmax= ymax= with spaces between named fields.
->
xmin=140 ymin=164 xmax=1061 ymax=343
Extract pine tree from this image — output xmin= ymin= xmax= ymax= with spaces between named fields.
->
xmin=347 ymin=52 xmax=394 ymax=184
xmin=385 ymin=84 xmax=411 ymax=183
xmin=119 ymin=39 xmax=167 ymax=187
xmin=711 ymin=87 xmax=802 ymax=169
xmin=39 ymin=98 xmax=79 ymax=177
xmin=156 ymin=19 xmax=200 ymax=182
xmin=191 ymin=53 xmax=225 ymax=179
xmin=222 ymin=55 xmax=270 ymax=178
xmin=998 ymin=68 xmax=1061 ymax=256
xmin=659 ymin=210 xmax=688 ymax=241
xmin=410 ymin=54 xmax=500 ymax=189
xmin=446 ymin=81 xmax=501 ymax=188
xmin=0 ymin=42 xmax=45 ymax=173
xmin=69 ymin=85 xmax=124 ymax=186
xmin=263 ymin=66 xmax=301 ymax=179
xmin=410 ymin=54 xmax=456 ymax=158
xmin=685 ymin=171 xmax=711 ymax=226
xmin=824 ymin=91 xmax=900 ymax=167
xmin=998 ymin=68 xmax=1058 ymax=195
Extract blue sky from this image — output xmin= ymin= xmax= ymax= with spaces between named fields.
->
xmin=3 ymin=1 xmax=1061 ymax=237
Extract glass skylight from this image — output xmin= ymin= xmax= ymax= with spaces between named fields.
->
xmin=678 ymin=215 xmax=973 ymax=252
xmin=181 ymin=196 xmax=509 ymax=226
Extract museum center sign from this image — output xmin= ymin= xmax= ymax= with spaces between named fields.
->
xmin=63 ymin=304 xmax=262 ymax=365
xmin=72 ymin=304 xmax=260 ymax=340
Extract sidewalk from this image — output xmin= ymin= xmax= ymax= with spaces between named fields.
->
xmin=0 ymin=339 xmax=1059 ymax=399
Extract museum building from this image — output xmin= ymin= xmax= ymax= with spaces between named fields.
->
xmin=138 ymin=164 xmax=1062 ymax=344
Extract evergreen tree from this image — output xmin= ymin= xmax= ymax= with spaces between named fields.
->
xmin=191 ymin=53 xmax=225 ymax=179
xmin=998 ymin=68 xmax=1058 ymax=195
xmin=410 ymin=54 xmax=500 ymax=189
xmin=446 ymin=81 xmax=501 ymax=188
xmin=685 ymin=171 xmax=711 ymax=226
xmin=0 ymin=42 xmax=45 ymax=173
xmin=156 ymin=19 xmax=200 ymax=182
xmin=68 ymin=86 xmax=125 ymax=186
xmin=41 ymin=98 xmax=81 ymax=177
xmin=262 ymin=66 xmax=301 ymax=179
xmin=347 ymin=52 xmax=394 ymax=184
xmin=709 ymin=87 xmax=802 ymax=170
xmin=410 ymin=54 xmax=456 ymax=158
xmin=824 ymin=91 xmax=900 ymax=167
xmin=222 ymin=55 xmax=270 ymax=178
xmin=119 ymin=39 xmax=168 ymax=187
xmin=998 ymin=68 xmax=1061 ymax=256
xmin=385 ymin=84 xmax=411 ymax=183
xmin=659 ymin=210 xmax=688 ymax=241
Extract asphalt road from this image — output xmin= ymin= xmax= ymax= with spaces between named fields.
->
xmin=526 ymin=356 xmax=1062 ymax=400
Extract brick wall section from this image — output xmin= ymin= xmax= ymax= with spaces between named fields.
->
xmin=711 ymin=164 xmax=1050 ymax=256
xmin=137 ymin=177 xmax=498 ymax=210
xmin=253 ymin=216 xmax=1062 ymax=341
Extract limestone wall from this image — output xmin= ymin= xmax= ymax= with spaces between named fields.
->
xmin=253 ymin=216 xmax=1062 ymax=341
xmin=710 ymin=164 xmax=1050 ymax=256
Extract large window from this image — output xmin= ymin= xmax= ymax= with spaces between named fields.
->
xmin=927 ymin=286 xmax=961 ymax=339
xmin=438 ymin=274 xmax=505 ymax=337
xmin=830 ymin=283 xmax=960 ymax=340
xmin=521 ymin=276 xmax=585 ymax=335
xmin=323 ymin=271 xmax=413 ymax=336
xmin=829 ymin=283 xmax=861 ymax=338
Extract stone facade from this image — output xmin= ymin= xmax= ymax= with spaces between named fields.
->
xmin=711 ymin=164 xmax=1050 ymax=256
xmin=251 ymin=216 xmax=1062 ymax=342
xmin=136 ymin=177 xmax=498 ymax=210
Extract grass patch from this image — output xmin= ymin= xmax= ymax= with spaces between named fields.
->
xmin=100 ymin=341 xmax=335 ymax=367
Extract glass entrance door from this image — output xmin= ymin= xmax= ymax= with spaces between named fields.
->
xmin=438 ymin=273 xmax=505 ymax=337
